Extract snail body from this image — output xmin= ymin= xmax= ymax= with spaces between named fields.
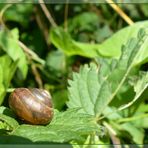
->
xmin=9 ymin=88 xmax=53 ymax=125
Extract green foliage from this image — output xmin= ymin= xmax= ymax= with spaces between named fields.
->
xmin=67 ymin=12 xmax=113 ymax=42
xmin=99 ymin=21 xmax=148 ymax=65
xmin=0 ymin=28 xmax=28 ymax=79
xmin=67 ymin=29 xmax=148 ymax=144
xmin=118 ymin=71 xmax=148 ymax=111
xmin=11 ymin=109 xmax=100 ymax=143
xmin=67 ymin=28 xmax=148 ymax=116
xmin=0 ymin=106 xmax=19 ymax=132
xmin=0 ymin=113 xmax=19 ymax=130
xmin=0 ymin=3 xmax=148 ymax=146
xmin=46 ymin=50 xmax=66 ymax=76
xmin=103 ymin=106 xmax=145 ymax=144
xmin=0 ymin=55 xmax=18 ymax=105
xmin=67 ymin=12 xmax=99 ymax=33
xmin=50 ymin=27 xmax=99 ymax=58
xmin=50 ymin=21 xmax=148 ymax=66
xmin=0 ymin=3 xmax=33 ymax=27
xmin=52 ymin=89 xmax=68 ymax=110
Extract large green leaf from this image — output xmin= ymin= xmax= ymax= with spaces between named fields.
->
xmin=50 ymin=21 xmax=148 ymax=66
xmin=67 ymin=28 xmax=148 ymax=117
xmin=0 ymin=28 xmax=28 ymax=79
xmin=98 ymin=21 xmax=148 ymax=61
xmin=12 ymin=109 xmax=100 ymax=143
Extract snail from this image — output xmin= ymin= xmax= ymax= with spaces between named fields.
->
xmin=9 ymin=88 xmax=53 ymax=125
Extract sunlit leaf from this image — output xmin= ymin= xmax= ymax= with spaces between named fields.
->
xmin=12 ymin=109 xmax=100 ymax=143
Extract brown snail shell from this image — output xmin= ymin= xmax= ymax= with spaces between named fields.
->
xmin=9 ymin=88 xmax=53 ymax=125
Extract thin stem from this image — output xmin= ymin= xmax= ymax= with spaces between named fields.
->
xmin=34 ymin=6 xmax=50 ymax=45
xmin=18 ymin=41 xmax=45 ymax=65
xmin=64 ymin=0 xmax=69 ymax=32
xmin=117 ymin=113 xmax=148 ymax=123
xmin=31 ymin=64 xmax=43 ymax=88
xmin=118 ymin=83 xmax=148 ymax=111
xmin=106 ymin=0 xmax=134 ymax=25
xmin=103 ymin=121 xmax=117 ymax=136
xmin=39 ymin=0 xmax=57 ymax=27
xmin=0 ymin=3 xmax=45 ymax=88
xmin=0 ymin=4 xmax=13 ymax=26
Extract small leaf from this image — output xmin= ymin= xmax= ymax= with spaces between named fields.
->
xmin=0 ymin=106 xmax=16 ymax=118
xmin=0 ymin=114 xmax=19 ymax=130
xmin=0 ymin=55 xmax=18 ymax=105
xmin=0 ymin=28 xmax=28 ymax=79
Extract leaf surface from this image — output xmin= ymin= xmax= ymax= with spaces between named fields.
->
xmin=12 ymin=109 xmax=100 ymax=143
xmin=0 ymin=28 xmax=28 ymax=78
xmin=67 ymin=28 xmax=148 ymax=117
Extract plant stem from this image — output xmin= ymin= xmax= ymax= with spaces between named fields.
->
xmin=18 ymin=41 xmax=45 ymax=65
xmin=39 ymin=0 xmax=57 ymax=27
xmin=31 ymin=64 xmax=43 ymax=88
xmin=64 ymin=0 xmax=69 ymax=32
xmin=117 ymin=113 xmax=148 ymax=123
xmin=0 ymin=4 xmax=13 ymax=26
xmin=106 ymin=0 xmax=134 ymax=25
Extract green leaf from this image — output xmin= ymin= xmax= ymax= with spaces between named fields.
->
xmin=2 ymin=3 xmax=33 ymax=27
xmin=99 ymin=22 xmax=148 ymax=65
xmin=119 ymin=72 xmax=148 ymax=111
xmin=0 ymin=114 xmax=19 ymax=130
xmin=52 ymin=89 xmax=68 ymax=110
xmin=0 ymin=28 xmax=28 ymax=79
xmin=120 ymin=122 xmax=144 ymax=144
xmin=50 ymin=27 xmax=99 ymax=58
xmin=67 ymin=12 xmax=99 ymax=33
xmin=12 ymin=109 xmax=100 ymax=143
xmin=0 ymin=55 xmax=18 ymax=105
xmin=0 ymin=55 xmax=18 ymax=88
xmin=46 ymin=50 xmax=66 ymax=73
xmin=50 ymin=21 xmax=148 ymax=66
xmin=122 ymin=103 xmax=148 ymax=129
xmin=0 ymin=106 xmax=16 ymax=118
xmin=140 ymin=4 xmax=148 ymax=17
xmin=103 ymin=107 xmax=144 ymax=144
xmin=67 ymin=28 xmax=148 ymax=116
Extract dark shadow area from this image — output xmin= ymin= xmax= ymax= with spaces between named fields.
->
xmin=0 ymin=135 xmax=33 ymax=144
xmin=0 ymin=135 xmax=72 ymax=148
